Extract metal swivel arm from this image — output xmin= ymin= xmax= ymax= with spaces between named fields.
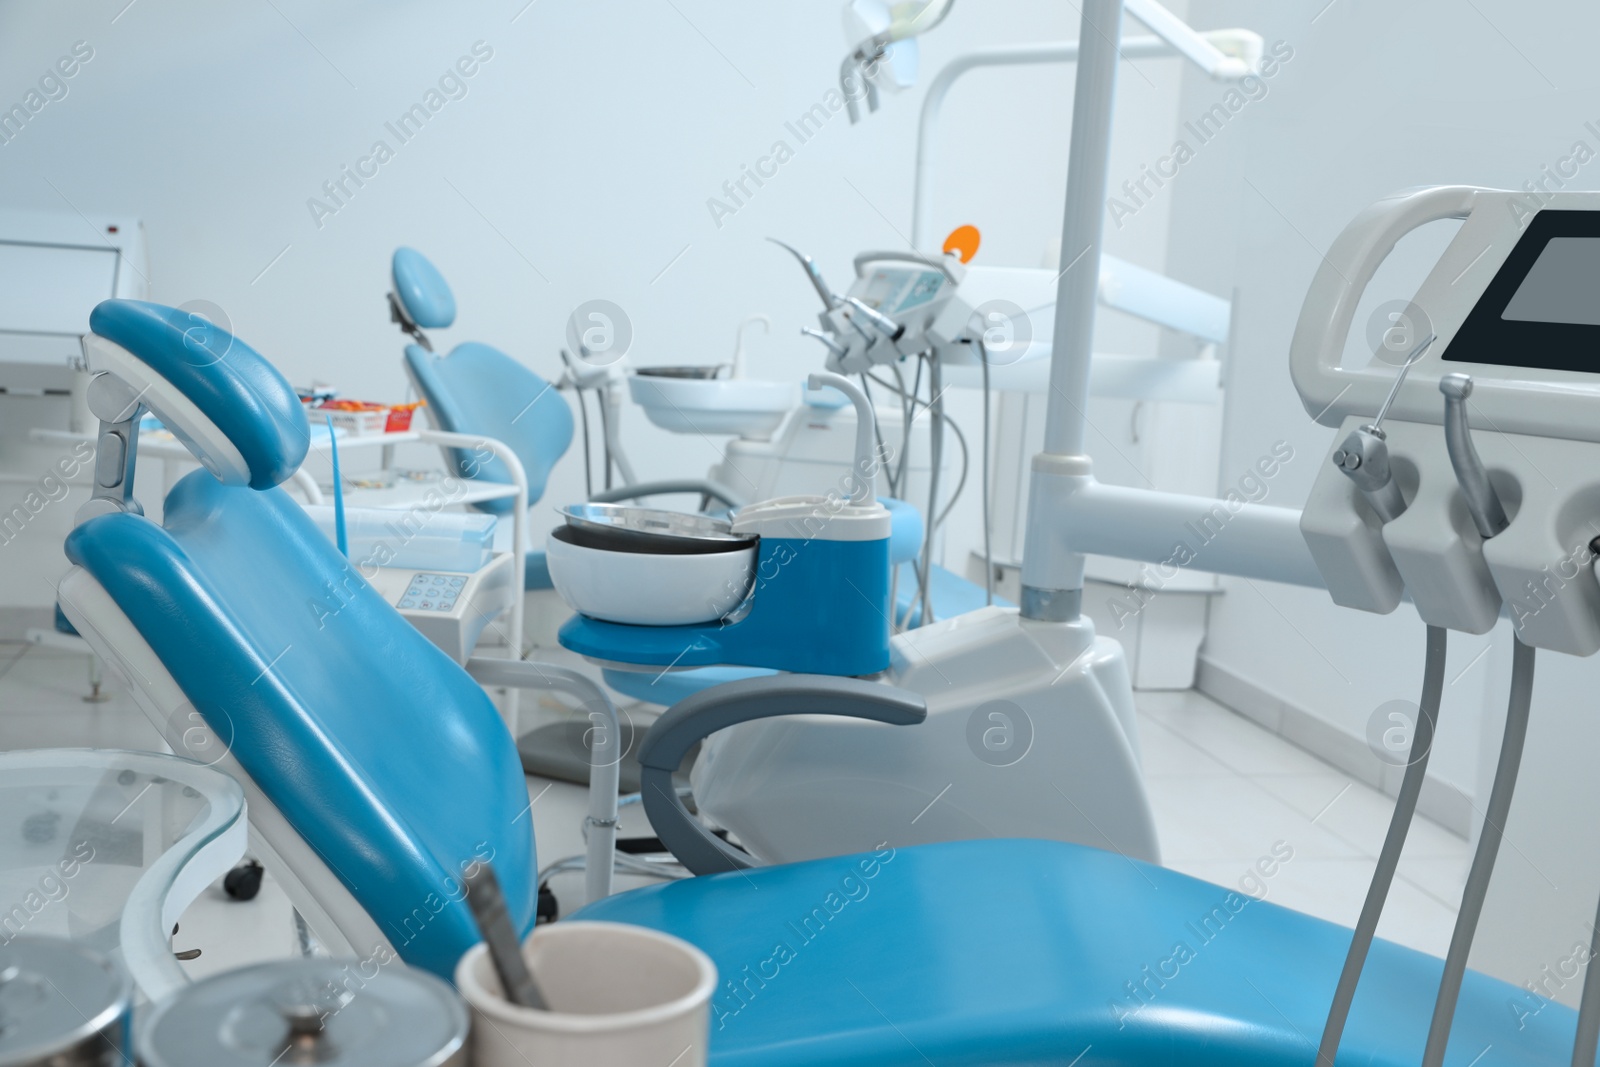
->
xmin=76 ymin=370 xmax=147 ymax=525
xmin=1439 ymin=373 xmax=1509 ymax=539
xmin=637 ymin=675 xmax=927 ymax=875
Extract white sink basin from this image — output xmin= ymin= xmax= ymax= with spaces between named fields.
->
xmin=629 ymin=374 xmax=796 ymax=440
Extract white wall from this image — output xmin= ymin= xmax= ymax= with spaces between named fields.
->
xmin=1165 ymin=0 xmax=1600 ymax=997
xmin=0 ymin=0 xmax=1190 ymax=611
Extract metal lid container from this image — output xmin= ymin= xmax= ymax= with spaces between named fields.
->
xmin=633 ymin=365 xmax=724 ymax=379
xmin=136 ymin=959 xmax=468 ymax=1067
xmin=561 ymin=503 xmax=755 ymax=554
xmin=0 ymin=936 xmax=132 ymax=1067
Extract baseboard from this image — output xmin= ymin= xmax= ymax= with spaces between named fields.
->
xmin=1196 ymin=655 xmax=1473 ymax=838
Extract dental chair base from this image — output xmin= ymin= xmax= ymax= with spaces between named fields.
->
xmin=577 ymin=837 xmax=1574 ymax=1067
xmin=691 ymin=606 xmax=1160 ymax=864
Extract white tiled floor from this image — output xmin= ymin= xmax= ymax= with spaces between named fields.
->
xmin=1138 ymin=689 xmax=1469 ymax=958
xmin=0 ymin=640 xmax=1470 ymax=975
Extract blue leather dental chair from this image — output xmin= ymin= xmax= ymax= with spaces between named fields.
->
xmin=65 ymin=300 xmax=1589 ymax=1065
xmin=390 ymin=246 xmax=746 ymax=594
xmin=59 ymin=300 xmax=536 ymax=978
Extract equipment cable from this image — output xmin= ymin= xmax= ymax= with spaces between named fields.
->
xmin=1422 ymin=636 xmax=1536 ymax=1067
xmin=975 ymin=338 xmax=995 ymax=606
xmin=1316 ymin=624 xmax=1446 ymax=1065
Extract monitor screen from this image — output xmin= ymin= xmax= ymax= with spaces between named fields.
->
xmin=1442 ymin=210 xmax=1600 ymax=373
xmin=1501 ymin=237 xmax=1600 ymax=326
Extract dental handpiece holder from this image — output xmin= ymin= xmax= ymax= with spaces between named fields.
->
xmin=1293 ymin=185 xmax=1600 ymax=654
xmin=552 ymin=373 xmax=893 ymax=676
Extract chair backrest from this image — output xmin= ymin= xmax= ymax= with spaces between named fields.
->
xmin=66 ymin=299 xmax=537 ymax=979
xmin=391 ymin=248 xmax=573 ymax=515
xmin=404 ymin=342 xmax=573 ymax=516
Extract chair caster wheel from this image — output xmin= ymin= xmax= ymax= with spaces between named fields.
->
xmin=536 ymin=883 xmax=558 ymax=925
xmin=223 ymin=859 xmax=264 ymax=901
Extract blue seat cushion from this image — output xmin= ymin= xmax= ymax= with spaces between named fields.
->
xmin=895 ymin=561 xmax=1013 ymax=628
xmin=65 ymin=470 xmax=536 ymax=978
xmin=405 ymin=342 xmax=573 ymax=515
xmin=89 ymin=300 xmax=309 ymax=490
xmin=601 ymin=665 xmax=778 ymax=707
xmin=578 ymin=838 xmax=1579 ymax=1066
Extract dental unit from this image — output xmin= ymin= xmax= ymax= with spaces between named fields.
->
xmin=13 ymin=1 xmax=1600 ymax=1065
xmin=48 ymin=175 xmax=1600 ymax=1062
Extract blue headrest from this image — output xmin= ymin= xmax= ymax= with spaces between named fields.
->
xmin=392 ymin=248 xmax=456 ymax=330
xmin=88 ymin=300 xmax=309 ymax=490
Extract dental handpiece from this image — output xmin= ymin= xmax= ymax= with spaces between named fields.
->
xmin=1330 ymin=333 xmax=1434 ymax=523
xmin=768 ymin=238 xmax=841 ymax=310
xmin=801 ymin=327 xmax=848 ymax=358
xmin=1440 ymin=373 xmax=1509 ymax=539
xmin=844 ymin=297 xmax=906 ymax=342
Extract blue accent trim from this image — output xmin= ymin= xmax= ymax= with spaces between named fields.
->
xmin=578 ymin=838 xmax=1577 ymax=1066
xmin=88 ymin=300 xmax=309 ymax=490
xmin=601 ymin=666 xmax=777 ymax=706
xmin=66 ymin=471 xmax=536 ymax=978
xmin=559 ymin=535 xmax=890 ymax=676
xmin=405 ymin=342 xmax=572 ymax=515
xmin=392 ymin=247 xmax=457 ymax=329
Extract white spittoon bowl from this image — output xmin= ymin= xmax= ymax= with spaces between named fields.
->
xmin=546 ymin=525 xmax=756 ymax=626
xmin=628 ymin=374 xmax=796 ymax=440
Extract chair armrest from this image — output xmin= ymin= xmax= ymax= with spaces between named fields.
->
xmin=464 ymin=657 xmax=621 ymax=903
xmin=637 ymin=675 xmax=926 ymax=875
xmin=588 ymin=479 xmax=747 ymax=510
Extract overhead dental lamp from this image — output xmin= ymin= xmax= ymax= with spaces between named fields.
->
xmin=840 ymin=0 xmax=955 ymax=122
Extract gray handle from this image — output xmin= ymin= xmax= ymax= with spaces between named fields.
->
xmin=638 ymin=675 xmax=927 ymax=875
xmin=1440 ymin=374 xmax=1509 ymax=539
xmin=588 ymin=479 xmax=747 ymax=510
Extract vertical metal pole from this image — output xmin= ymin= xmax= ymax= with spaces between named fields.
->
xmin=1019 ymin=0 xmax=1124 ymax=620
xmin=1043 ymin=0 xmax=1123 ymax=456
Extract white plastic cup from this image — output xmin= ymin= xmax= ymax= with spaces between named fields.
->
xmin=456 ymin=920 xmax=717 ymax=1067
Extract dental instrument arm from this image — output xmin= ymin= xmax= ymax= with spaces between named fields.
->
xmin=769 ymin=238 xmax=841 ymax=310
xmin=1330 ymin=334 xmax=1433 ymax=524
xmin=845 ymin=296 xmax=907 ymax=341
xmin=803 ymin=327 xmax=851 ymax=368
xmin=1421 ymin=637 xmax=1536 ymax=1067
xmin=1440 ymin=374 xmax=1510 ymax=539
xmin=1317 ymin=624 xmax=1446 ymax=1066
xmin=464 ymin=658 xmax=622 ymax=904
xmin=636 ymin=675 xmax=927 ymax=875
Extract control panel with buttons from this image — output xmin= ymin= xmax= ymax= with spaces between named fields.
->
xmin=366 ymin=555 xmax=515 ymax=664
xmin=397 ymin=572 xmax=469 ymax=613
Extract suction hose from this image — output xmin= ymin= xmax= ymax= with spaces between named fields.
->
xmin=1316 ymin=624 xmax=1446 ymax=1066
xmin=1422 ymin=636 xmax=1536 ymax=1067
xmin=1571 ymin=861 xmax=1600 ymax=1063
